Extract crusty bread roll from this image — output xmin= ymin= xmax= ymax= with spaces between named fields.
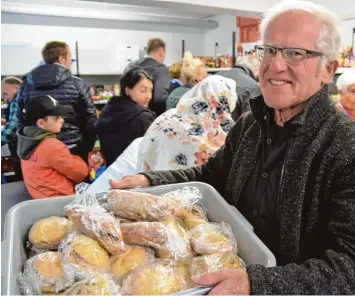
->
xmin=107 ymin=190 xmax=174 ymax=221
xmin=121 ymin=260 xmax=188 ymax=295
xmin=60 ymin=234 xmax=110 ymax=272
xmin=29 ymin=216 xmax=72 ymax=250
xmin=23 ymin=251 xmax=73 ymax=293
xmin=189 ymin=223 xmax=236 ymax=255
xmin=65 ymin=205 xmax=124 ymax=255
xmin=190 ymin=251 xmax=244 ymax=277
xmin=110 ymin=245 xmax=154 ymax=278
xmin=174 ymin=205 xmax=208 ymax=230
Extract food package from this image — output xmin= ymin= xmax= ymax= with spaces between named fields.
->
xmin=63 ymin=273 xmax=120 ymax=295
xmin=64 ymin=187 xmax=125 ymax=255
xmin=59 ymin=233 xmax=110 ymax=277
xmin=174 ymin=205 xmax=208 ymax=230
xmin=189 ymin=222 xmax=237 ymax=255
xmin=110 ymin=245 xmax=154 ymax=278
xmin=28 ymin=216 xmax=72 ymax=251
xmin=161 ymin=186 xmax=203 ymax=210
xmin=19 ymin=251 xmax=74 ymax=295
xmin=189 ymin=251 xmax=245 ymax=277
xmin=106 ymin=189 xmax=174 ymax=221
xmin=121 ymin=260 xmax=189 ymax=295
xmin=159 ymin=216 xmax=195 ymax=260
xmin=120 ymin=221 xmax=194 ymax=260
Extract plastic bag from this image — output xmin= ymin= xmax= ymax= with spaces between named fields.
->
xmin=63 ymin=273 xmax=121 ymax=295
xmin=106 ymin=189 xmax=174 ymax=221
xmin=120 ymin=220 xmax=194 ymax=260
xmin=161 ymin=186 xmax=203 ymax=210
xmin=189 ymin=222 xmax=237 ymax=255
xmin=174 ymin=204 xmax=208 ymax=231
xmin=121 ymin=260 xmax=188 ymax=295
xmin=110 ymin=245 xmax=155 ymax=279
xmin=58 ymin=232 xmax=110 ymax=279
xmin=27 ymin=216 xmax=72 ymax=253
xmin=64 ymin=186 xmax=124 ymax=255
xmin=189 ymin=251 xmax=246 ymax=277
xmin=19 ymin=251 xmax=75 ymax=295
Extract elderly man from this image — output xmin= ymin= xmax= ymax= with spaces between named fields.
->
xmin=110 ymin=0 xmax=355 ymax=294
xmin=336 ymin=69 xmax=355 ymax=118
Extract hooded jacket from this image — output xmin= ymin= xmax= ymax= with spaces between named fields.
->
xmin=125 ymin=57 xmax=171 ymax=116
xmin=16 ymin=63 xmax=97 ymax=156
xmin=143 ymin=86 xmax=355 ymax=294
xmin=217 ymin=65 xmax=261 ymax=120
xmin=97 ymin=96 xmax=155 ymax=166
xmin=17 ymin=127 xmax=89 ymax=199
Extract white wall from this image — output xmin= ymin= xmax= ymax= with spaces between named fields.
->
xmin=1 ymin=22 xmax=205 ymax=74
xmin=338 ymin=19 xmax=355 ymax=46
xmin=204 ymin=15 xmax=238 ymax=57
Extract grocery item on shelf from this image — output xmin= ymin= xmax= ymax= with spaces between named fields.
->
xmin=28 ymin=216 xmax=72 ymax=251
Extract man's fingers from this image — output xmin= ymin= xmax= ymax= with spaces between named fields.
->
xmin=192 ymin=269 xmax=233 ymax=286
xmin=109 ymin=178 xmax=128 ymax=189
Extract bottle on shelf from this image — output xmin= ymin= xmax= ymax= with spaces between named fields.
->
xmin=215 ymin=42 xmax=221 ymax=68
xmin=237 ymin=43 xmax=244 ymax=56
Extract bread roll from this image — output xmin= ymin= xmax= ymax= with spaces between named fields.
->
xmin=174 ymin=205 xmax=208 ymax=230
xmin=29 ymin=216 xmax=72 ymax=250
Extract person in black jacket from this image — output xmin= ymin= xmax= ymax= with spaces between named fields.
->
xmin=124 ymin=38 xmax=171 ymax=116
xmin=109 ymin=1 xmax=355 ymax=295
xmin=16 ymin=41 xmax=97 ymax=161
xmin=97 ymin=68 xmax=155 ymax=166
xmin=217 ymin=64 xmax=261 ymax=120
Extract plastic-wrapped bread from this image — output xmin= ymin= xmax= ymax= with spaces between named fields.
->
xmin=174 ymin=205 xmax=208 ymax=230
xmin=65 ymin=205 xmax=124 ymax=255
xmin=59 ymin=233 xmax=110 ymax=276
xmin=63 ymin=274 xmax=120 ymax=295
xmin=161 ymin=186 xmax=203 ymax=210
xmin=28 ymin=216 xmax=72 ymax=251
xmin=19 ymin=251 xmax=74 ymax=295
xmin=110 ymin=245 xmax=155 ymax=278
xmin=121 ymin=260 xmax=188 ymax=295
xmin=106 ymin=189 xmax=174 ymax=221
xmin=190 ymin=251 xmax=245 ymax=277
xmin=189 ymin=222 xmax=237 ymax=255
xmin=120 ymin=221 xmax=194 ymax=260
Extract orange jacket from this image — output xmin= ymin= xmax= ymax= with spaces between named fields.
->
xmin=21 ymin=138 xmax=89 ymax=199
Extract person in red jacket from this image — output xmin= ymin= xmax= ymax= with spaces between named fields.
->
xmin=17 ymin=95 xmax=89 ymax=199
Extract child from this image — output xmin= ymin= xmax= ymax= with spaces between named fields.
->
xmin=17 ymin=95 xmax=89 ymax=199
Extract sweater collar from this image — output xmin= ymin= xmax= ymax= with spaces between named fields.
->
xmin=250 ymin=86 xmax=331 ymax=135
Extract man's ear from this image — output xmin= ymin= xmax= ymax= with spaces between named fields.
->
xmin=322 ymin=60 xmax=338 ymax=84
xmin=57 ymin=55 xmax=66 ymax=65
xmin=36 ymin=118 xmax=45 ymax=129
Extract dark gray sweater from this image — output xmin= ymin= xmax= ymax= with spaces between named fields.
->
xmin=143 ymin=86 xmax=355 ymax=294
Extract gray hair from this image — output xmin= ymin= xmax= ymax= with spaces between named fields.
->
xmin=2 ymin=76 xmax=22 ymax=86
xmin=336 ymin=70 xmax=355 ymax=91
xmin=260 ymin=0 xmax=341 ymax=62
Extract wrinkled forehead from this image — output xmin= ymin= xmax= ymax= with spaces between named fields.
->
xmin=264 ymin=10 xmax=322 ymax=49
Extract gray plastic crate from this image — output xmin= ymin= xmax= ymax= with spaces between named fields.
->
xmin=1 ymin=182 xmax=276 ymax=295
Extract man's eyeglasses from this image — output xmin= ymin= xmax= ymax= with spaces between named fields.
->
xmin=255 ymin=45 xmax=323 ymax=65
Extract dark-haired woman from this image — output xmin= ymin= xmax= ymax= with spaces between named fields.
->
xmin=97 ymin=68 xmax=155 ymax=166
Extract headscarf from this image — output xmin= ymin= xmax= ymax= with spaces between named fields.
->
xmin=139 ymin=75 xmax=238 ymax=171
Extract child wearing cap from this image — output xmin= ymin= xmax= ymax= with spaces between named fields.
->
xmin=17 ymin=95 xmax=89 ymax=199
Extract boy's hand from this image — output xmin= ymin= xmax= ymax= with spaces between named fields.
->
xmin=109 ymin=175 xmax=151 ymax=189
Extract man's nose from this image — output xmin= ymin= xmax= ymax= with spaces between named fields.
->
xmin=269 ymin=50 xmax=288 ymax=72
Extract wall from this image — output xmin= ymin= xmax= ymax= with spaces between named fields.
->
xmin=338 ymin=19 xmax=355 ymax=47
xmin=204 ymin=15 xmax=239 ymax=58
xmin=1 ymin=18 xmax=206 ymax=74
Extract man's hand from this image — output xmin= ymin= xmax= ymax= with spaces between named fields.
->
xmin=192 ymin=268 xmax=251 ymax=295
xmin=109 ymin=174 xmax=151 ymax=189
xmin=1 ymin=118 xmax=7 ymax=125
